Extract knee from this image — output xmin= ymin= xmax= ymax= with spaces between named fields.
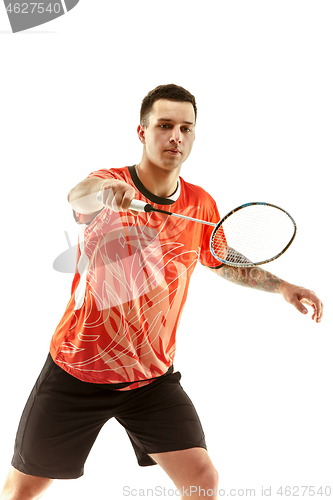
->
xmin=0 ymin=467 xmax=53 ymax=500
xmin=196 ymin=463 xmax=219 ymax=491
xmin=1 ymin=484 xmax=49 ymax=500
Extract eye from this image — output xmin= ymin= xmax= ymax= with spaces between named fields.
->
xmin=159 ymin=124 xmax=171 ymax=129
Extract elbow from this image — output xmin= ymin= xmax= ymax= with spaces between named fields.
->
xmin=68 ymin=184 xmax=80 ymax=205
xmin=67 ymin=187 xmax=75 ymax=204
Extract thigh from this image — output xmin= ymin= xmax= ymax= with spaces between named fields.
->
xmin=149 ymin=447 xmax=217 ymax=486
xmin=115 ymin=372 xmax=207 ymax=467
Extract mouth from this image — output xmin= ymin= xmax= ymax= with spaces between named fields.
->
xmin=165 ymin=149 xmax=182 ymax=155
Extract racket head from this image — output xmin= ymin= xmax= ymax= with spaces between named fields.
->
xmin=210 ymin=202 xmax=297 ymax=267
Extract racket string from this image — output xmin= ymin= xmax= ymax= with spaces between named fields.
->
xmin=211 ymin=205 xmax=296 ymax=266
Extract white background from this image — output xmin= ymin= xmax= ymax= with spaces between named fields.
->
xmin=0 ymin=1 xmax=332 ymax=498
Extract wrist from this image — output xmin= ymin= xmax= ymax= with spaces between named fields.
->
xmin=278 ymin=279 xmax=291 ymax=295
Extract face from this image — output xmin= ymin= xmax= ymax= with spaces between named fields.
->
xmin=137 ymin=99 xmax=196 ymax=172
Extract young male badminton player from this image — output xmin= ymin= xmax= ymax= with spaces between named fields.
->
xmin=1 ymin=84 xmax=323 ymax=500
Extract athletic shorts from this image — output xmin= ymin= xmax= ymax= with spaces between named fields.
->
xmin=11 ymin=354 xmax=206 ymax=479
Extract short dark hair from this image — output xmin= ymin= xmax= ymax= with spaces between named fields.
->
xmin=140 ymin=84 xmax=197 ymax=127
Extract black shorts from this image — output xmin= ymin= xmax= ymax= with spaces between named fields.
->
xmin=11 ymin=354 xmax=206 ymax=479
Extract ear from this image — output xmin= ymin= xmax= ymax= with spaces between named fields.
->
xmin=137 ymin=124 xmax=146 ymax=144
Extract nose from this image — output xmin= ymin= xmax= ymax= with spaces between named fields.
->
xmin=169 ymin=126 xmax=181 ymax=144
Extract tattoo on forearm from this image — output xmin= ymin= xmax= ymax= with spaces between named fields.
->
xmin=212 ymin=265 xmax=283 ymax=293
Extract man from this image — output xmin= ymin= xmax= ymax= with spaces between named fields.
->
xmin=1 ymin=84 xmax=323 ymax=500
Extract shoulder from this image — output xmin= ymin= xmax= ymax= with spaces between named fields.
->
xmin=179 ymin=176 xmax=217 ymax=206
xmin=87 ymin=166 xmax=130 ymax=181
xmin=179 ymin=177 xmax=220 ymax=223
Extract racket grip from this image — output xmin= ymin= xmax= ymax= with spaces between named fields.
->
xmin=129 ymin=199 xmax=149 ymax=212
xmin=96 ymin=192 xmax=149 ymax=212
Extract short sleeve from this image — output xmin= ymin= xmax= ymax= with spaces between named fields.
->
xmin=87 ymin=169 xmax=118 ymax=180
xmin=199 ymin=201 xmax=224 ymax=269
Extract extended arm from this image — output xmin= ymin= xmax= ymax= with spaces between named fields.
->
xmin=68 ymin=176 xmax=137 ymax=214
xmin=209 ymin=263 xmax=323 ymax=323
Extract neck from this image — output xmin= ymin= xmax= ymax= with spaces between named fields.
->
xmin=136 ymin=159 xmax=180 ymax=198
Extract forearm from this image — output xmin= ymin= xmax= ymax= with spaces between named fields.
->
xmin=67 ymin=177 xmax=108 ymax=214
xmin=209 ymin=260 xmax=323 ymax=322
xmin=207 ymin=250 xmax=323 ymax=321
xmin=210 ymin=264 xmax=286 ymax=293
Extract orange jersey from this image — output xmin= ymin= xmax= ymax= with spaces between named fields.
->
xmin=50 ymin=166 xmax=222 ymax=389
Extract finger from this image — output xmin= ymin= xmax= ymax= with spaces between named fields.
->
xmin=314 ymin=300 xmax=323 ymax=323
xmin=102 ymin=188 xmax=118 ymax=210
xmin=99 ymin=187 xmax=113 ymax=207
xmin=300 ymin=297 xmax=323 ymax=323
xmin=99 ymin=187 xmax=136 ymax=213
xmin=120 ymin=189 xmax=136 ymax=211
xmin=113 ymin=190 xmax=125 ymax=212
xmin=111 ymin=191 xmax=136 ymax=212
xmin=290 ymin=296 xmax=309 ymax=315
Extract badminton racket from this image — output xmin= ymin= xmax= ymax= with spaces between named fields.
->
xmin=128 ymin=199 xmax=297 ymax=267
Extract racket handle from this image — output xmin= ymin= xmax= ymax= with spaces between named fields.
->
xmin=96 ymin=192 xmax=150 ymax=212
xmin=129 ymin=199 xmax=150 ymax=212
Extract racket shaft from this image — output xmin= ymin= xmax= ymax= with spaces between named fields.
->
xmin=129 ymin=199 xmax=216 ymax=227
xmin=165 ymin=212 xmax=215 ymax=227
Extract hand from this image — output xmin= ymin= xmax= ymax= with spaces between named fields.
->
xmin=280 ymin=282 xmax=323 ymax=323
xmin=99 ymin=180 xmax=138 ymax=215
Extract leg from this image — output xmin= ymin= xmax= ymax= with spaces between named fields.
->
xmin=149 ymin=447 xmax=219 ymax=500
xmin=0 ymin=467 xmax=53 ymax=500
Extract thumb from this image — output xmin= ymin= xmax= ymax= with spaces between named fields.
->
xmin=285 ymin=291 xmax=308 ymax=315
xmin=129 ymin=209 xmax=139 ymax=216
xmin=292 ymin=299 xmax=308 ymax=315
